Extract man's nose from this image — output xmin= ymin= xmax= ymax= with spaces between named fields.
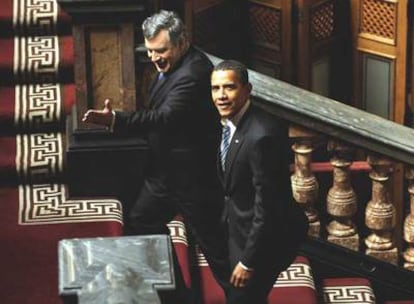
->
xmin=148 ymin=51 xmax=159 ymax=61
xmin=218 ymin=88 xmax=227 ymax=99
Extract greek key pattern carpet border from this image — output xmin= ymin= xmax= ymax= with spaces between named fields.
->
xmin=274 ymin=262 xmax=315 ymax=289
xmin=197 ymin=248 xmax=208 ymax=267
xmin=167 ymin=220 xmax=188 ymax=246
xmin=14 ymin=35 xmax=60 ymax=82
xmin=16 ymin=132 xmax=63 ymax=180
xmin=13 ymin=0 xmax=58 ymax=33
xmin=196 ymin=250 xmax=315 ymax=290
xmin=14 ymin=84 xmax=62 ymax=127
xmin=18 ymin=183 xmax=123 ymax=225
xmin=323 ymin=285 xmax=376 ymax=303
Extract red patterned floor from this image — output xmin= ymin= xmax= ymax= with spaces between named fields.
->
xmin=0 ymin=0 xmax=123 ymax=302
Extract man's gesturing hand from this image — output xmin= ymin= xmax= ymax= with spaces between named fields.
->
xmin=82 ymin=99 xmax=114 ymax=127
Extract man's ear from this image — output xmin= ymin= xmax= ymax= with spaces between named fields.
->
xmin=248 ymin=83 xmax=253 ymax=93
xmin=178 ymin=38 xmax=189 ymax=53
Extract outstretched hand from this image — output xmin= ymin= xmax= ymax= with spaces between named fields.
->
xmin=82 ymin=99 xmax=114 ymax=127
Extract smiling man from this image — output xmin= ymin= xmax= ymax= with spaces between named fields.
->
xmin=211 ymin=60 xmax=309 ymax=304
xmin=144 ymin=25 xmax=187 ymax=73
xmin=82 ymin=10 xmax=229 ymax=304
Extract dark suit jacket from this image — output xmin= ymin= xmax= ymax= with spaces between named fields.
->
xmin=220 ymin=104 xmax=308 ymax=271
xmin=112 ymin=47 xmax=230 ymax=290
xmin=113 ymin=46 xmax=220 ymax=199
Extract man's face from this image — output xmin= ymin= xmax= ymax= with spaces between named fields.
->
xmin=211 ymin=69 xmax=251 ymax=119
xmin=145 ymin=29 xmax=183 ymax=73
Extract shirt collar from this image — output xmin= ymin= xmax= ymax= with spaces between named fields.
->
xmin=221 ymin=99 xmax=251 ymax=127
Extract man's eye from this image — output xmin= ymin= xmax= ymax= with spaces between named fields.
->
xmin=147 ymin=49 xmax=167 ymax=54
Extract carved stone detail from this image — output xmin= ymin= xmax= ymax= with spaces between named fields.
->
xmin=291 ymin=138 xmax=319 ymax=237
xmin=403 ymin=167 xmax=414 ymax=270
xmin=365 ymin=155 xmax=397 ymax=265
xmin=326 ymin=141 xmax=358 ymax=251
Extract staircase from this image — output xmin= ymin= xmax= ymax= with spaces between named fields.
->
xmin=0 ymin=0 xmax=123 ymax=303
xmin=1 ymin=0 xmax=414 ymax=303
xmin=168 ymin=216 xmax=414 ymax=304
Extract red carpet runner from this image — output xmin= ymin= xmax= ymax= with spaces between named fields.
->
xmin=0 ymin=0 xmax=123 ymax=303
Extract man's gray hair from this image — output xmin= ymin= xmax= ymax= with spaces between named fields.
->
xmin=142 ymin=10 xmax=188 ymax=46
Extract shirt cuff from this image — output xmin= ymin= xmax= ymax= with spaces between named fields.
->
xmin=238 ymin=261 xmax=254 ymax=272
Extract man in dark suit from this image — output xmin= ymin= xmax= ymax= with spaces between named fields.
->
xmin=82 ymin=10 xmax=229 ymax=303
xmin=211 ymin=59 xmax=309 ymax=304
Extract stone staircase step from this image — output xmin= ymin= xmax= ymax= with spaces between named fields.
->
xmin=168 ymin=214 xmax=193 ymax=289
xmin=0 ymin=0 xmax=124 ymax=303
xmin=0 ymin=184 xmax=123 ymax=303
xmin=196 ymin=246 xmax=226 ymax=304
xmin=0 ymin=35 xmax=74 ymax=85
xmin=0 ymin=132 xmax=67 ymax=184
xmin=0 ymin=83 xmax=75 ymax=133
xmin=322 ymin=277 xmax=376 ymax=304
xmin=268 ymin=255 xmax=317 ymax=304
xmin=195 ymin=249 xmax=317 ymax=304
xmin=0 ymin=0 xmax=72 ymax=36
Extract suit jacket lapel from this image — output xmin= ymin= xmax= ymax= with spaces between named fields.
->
xmin=217 ymin=148 xmax=225 ymax=185
xmin=148 ymin=48 xmax=192 ymax=108
xmin=148 ymin=74 xmax=168 ymax=108
xmin=223 ymin=106 xmax=253 ymax=187
xmin=224 ymin=131 xmax=244 ymax=185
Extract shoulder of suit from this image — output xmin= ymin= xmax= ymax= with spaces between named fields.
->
xmin=179 ymin=47 xmax=213 ymax=73
xmin=249 ymin=105 xmax=287 ymax=131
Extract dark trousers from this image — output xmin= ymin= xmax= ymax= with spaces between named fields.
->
xmin=226 ymin=264 xmax=282 ymax=304
xmin=124 ymin=179 xmax=230 ymax=304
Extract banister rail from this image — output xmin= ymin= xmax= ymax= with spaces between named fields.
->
xmin=207 ymin=53 xmax=414 ymax=165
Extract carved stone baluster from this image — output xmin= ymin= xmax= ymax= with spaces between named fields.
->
xmin=326 ymin=141 xmax=358 ymax=251
xmin=365 ymin=155 xmax=398 ymax=265
xmin=290 ymin=126 xmax=319 ymax=237
xmin=403 ymin=167 xmax=414 ymax=270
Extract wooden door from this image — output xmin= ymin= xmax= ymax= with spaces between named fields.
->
xmin=296 ymin=0 xmax=345 ymax=99
xmin=191 ymin=0 xmax=229 ymax=56
xmin=155 ymin=0 xmax=232 ymax=57
xmin=351 ymin=0 xmax=409 ymax=252
xmin=246 ymin=0 xmax=294 ymax=82
xmin=351 ymin=0 xmax=408 ymax=124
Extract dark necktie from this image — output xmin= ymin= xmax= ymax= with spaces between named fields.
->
xmin=220 ymin=122 xmax=231 ymax=170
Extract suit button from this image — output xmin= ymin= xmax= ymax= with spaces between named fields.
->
xmin=224 ymin=195 xmax=229 ymax=202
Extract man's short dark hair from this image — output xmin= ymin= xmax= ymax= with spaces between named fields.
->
xmin=142 ymin=10 xmax=188 ymax=46
xmin=213 ymin=60 xmax=249 ymax=85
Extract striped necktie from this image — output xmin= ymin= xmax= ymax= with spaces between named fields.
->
xmin=220 ymin=122 xmax=231 ymax=170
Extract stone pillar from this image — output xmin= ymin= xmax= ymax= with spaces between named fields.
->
xmin=58 ymin=235 xmax=175 ymax=303
xmin=290 ymin=125 xmax=320 ymax=237
xmin=58 ymin=0 xmax=151 ymax=198
xmin=326 ymin=141 xmax=359 ymax=251
xmin=403 ymin=167 xmax=414 ymax=270
xmin=365 ymin=154 xmax=398 ymax=265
